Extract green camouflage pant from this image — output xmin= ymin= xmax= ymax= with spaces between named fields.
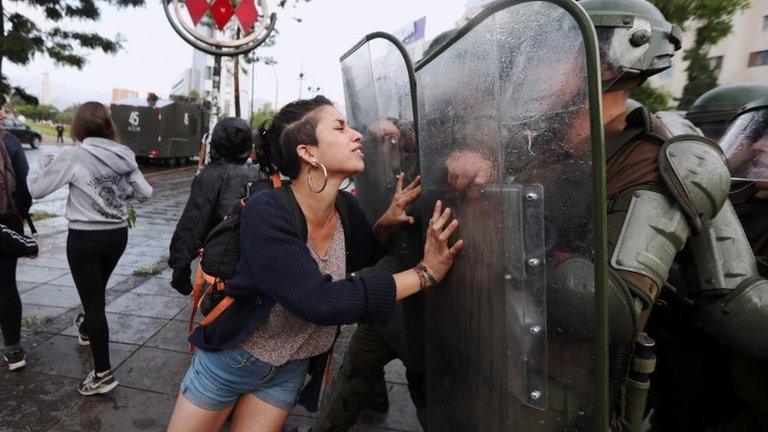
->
xmin=311 ymin=324 xmax=427 ymax=431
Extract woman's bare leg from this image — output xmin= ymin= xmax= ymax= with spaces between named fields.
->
xmin=167 ymin=393 xmax=234 ymax=432
xmin=230 ymin=393 xmax=292 ymax=432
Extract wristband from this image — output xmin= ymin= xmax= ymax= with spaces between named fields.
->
xmin=416 ymin=262 xmax=439 ymax=287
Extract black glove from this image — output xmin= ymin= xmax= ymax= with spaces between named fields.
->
xmin=171 ymin=268 xmax=193 ymax=296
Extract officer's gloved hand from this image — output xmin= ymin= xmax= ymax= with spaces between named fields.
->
xmin=171 ymin=269 xmax=193 ymax=296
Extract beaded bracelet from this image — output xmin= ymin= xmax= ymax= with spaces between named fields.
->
xmin=415 ymin=262 xmax=438 ymax=288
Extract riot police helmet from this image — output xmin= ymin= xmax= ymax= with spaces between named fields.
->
xmin=685 ymin=83 xmax=768 ymax=141
xmin=719 ymin=97 xmax=768 ymax=187
xmin=421 ymin=28 xmax=459 ymax=61
xmin=579 ymin=0 xmax=681 ymax=92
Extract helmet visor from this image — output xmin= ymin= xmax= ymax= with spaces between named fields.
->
xmin=721 ymin=107 xmax=768 ymax=183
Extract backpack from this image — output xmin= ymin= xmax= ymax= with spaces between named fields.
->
xmin=187 ymin=174 xmax=353 ymax=335
xmin=0 ymin=131 xmax=18 ymax=218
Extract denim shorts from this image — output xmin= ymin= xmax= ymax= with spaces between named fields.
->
xmin=179 ymin=346 xmax=310 ymax=411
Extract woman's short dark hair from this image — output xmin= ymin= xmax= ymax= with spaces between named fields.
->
xmin=256 ymin=95 xmax=334 ymax=178
xmin=71 ymin=101 xmax=118 ymax=142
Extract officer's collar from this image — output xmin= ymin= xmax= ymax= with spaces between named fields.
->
xmin=624 ymin=106 xmax=653 ymax=134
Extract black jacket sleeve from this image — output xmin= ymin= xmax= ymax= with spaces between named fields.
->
xmin=168 ymin=169 xmax=221 ymax=294
xmin=3 ymin=134 xmax=32 ymax=215
xmin=0 ymin=223 xmax=37 ymax=258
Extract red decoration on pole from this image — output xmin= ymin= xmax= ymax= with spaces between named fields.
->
xmin=234 ymin=0 xmax=260 ymax=33
xmin=210 ymin=0 xmax=235 ymax=30
xmin=184 ymin=0 xmax=210 ymax=25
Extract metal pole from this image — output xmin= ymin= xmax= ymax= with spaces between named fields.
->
xmin=250 ymin=53 xmax=256 ymax=121
xmin=233 ymin=29 xmax=241 ymax=118
xmin=210 ymin=54 xmax=222 ymax=130
xmin=271 ymin=64 xmax=278 ymax=109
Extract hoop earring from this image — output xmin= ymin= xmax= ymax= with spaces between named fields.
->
xmin=308 ymin=162 xmax=328 ymax=193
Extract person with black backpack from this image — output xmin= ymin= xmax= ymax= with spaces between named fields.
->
xmin=167 ymin=96 xmax=464 ymax=432
xmin=0 ymin=125 xmax=33 ymax=371
xmin=169 ymin=117 xmax=264 ymax=297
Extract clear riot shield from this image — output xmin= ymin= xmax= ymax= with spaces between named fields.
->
xmin=339 ymin=34 xmax=427 ymax=371
xmin=415 ymin=0 xmax=606 ymax=430
xmin=340 ymin=33 xmax=419 ymax=224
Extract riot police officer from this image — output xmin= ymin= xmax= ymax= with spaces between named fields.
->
xmin=573 ymin=0 xmax=768 ymax=431
xmin=685 ymin=83 xmax=768 ymax=141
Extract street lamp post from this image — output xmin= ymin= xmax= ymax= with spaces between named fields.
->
xmin=271 ymin=63 xmax=279 ymax=109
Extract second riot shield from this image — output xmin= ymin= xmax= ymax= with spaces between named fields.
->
xmin=339 ymin=34 xmax=427 ymax=378
xmin=415 ymin=0 xmax=604 ymax=430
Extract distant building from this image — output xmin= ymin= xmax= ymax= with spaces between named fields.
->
xmin=648 ymin=0 xmax=768 ymax=100
xmin=170 ymin=23 xmax=252 ymax=121
xmin=112 ymin=88 xmax=139 ymax=103
xmin=171 ymin=68 xmax=202 ymax=98
xmin=394 ymin=16 xmax=427 ymax=61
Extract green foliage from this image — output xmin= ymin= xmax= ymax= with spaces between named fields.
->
xmin=649 ymin=0 xmax=750 ymax=108
xmin=30 ymin=211 xmax=55 ymax=222
xmin=250 ymin=109 xmax=275 ymax=130
xmin=678 ymin=48 xmax=719 ymax=109
xmin=57 ymin=103 xmax=80 ymax=124
xmin=630 ymin=83 xmax=674 ymax=112
xmin=127 ymin=202 xmax=136 ymax=229
xmin=188 ymin=89 xmax=201 ymax=101
xmin=0 ymin=0 xmax=145 ymax=98
xmin=14 ymin=103 xmax=59 ymax=121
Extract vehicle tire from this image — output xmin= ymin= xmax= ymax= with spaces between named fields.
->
xmin=30 ymin=137 xmax=40 ymax=149
xmin=166 ymin=157 xmax=177 ymax=168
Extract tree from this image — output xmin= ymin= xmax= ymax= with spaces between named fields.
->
xmin=649 ymin=0 xmax=750 ymax=109
xmin=0 ymin=0 xmax=146 ymax=105
xmin=58 ymin=103 xmax=80 ymax=124
xmin=630 ymin=82 xmax=674 ymax=112
xmin=14 ymin=103 xmax=59 ymax=121
xmin=250 ymin=108 xmax=274 ymax=130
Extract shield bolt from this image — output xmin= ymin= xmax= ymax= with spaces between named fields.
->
xmin=530 ymin=325 xmax=542 ymax=335
xmin=530 ymin=390 xmax=542 ymax=401
xmin=526 ymin=192 xmax=538 ymax=201
xmin=527 ymin=258 xmax=541 ymax=268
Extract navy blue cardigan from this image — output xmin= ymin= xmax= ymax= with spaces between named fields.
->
xmin=188 ymin=188 xmax=396 ymax=408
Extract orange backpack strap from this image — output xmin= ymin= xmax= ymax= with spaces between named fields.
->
xmin=189 ymin=261 xmax=205 ymax=333
xmin=188 ymin=259 xmax=206 ymax=353
xmin=271 ymin=173 xmax=282 ymax=188
xmin=199 ymin=296 xmax=235 ymax=326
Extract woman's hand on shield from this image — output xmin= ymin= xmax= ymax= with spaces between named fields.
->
xmin=379 ymin=173 xmax=421 ymax=227
xmin=421 ymin=200 xmax=464 ymax=284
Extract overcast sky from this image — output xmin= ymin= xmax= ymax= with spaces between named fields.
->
xmin=5 ymin=0 xmax=473 ymax=110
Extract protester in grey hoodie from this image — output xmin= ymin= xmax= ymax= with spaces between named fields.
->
xmin=28 ymin=136 xmax=152 ymax=228
xmin=27 ymin=102 xmax=151 ymax=397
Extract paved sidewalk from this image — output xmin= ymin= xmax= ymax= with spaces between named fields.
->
xmin=0 ymin=152 xmax=421 ymax=432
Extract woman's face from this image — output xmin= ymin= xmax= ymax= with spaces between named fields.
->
xmin=311 ymin=105 xmax=365 ymax=177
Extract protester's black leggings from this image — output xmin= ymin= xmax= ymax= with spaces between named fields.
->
xmin=0 ymin=217 xmax=23 ymax=347
xmin=66 ymin=227 xmax=127 ymax=372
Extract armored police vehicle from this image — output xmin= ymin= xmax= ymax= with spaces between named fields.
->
xmin=111 ymin=97 xmax=210 ymax=166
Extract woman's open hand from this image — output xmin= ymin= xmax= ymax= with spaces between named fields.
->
xmin=422 ymin=200 xmax=464 ymax=283
xmin=380 ymin=173 xmax=421 ymax=227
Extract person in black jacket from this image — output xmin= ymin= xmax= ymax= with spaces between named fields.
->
xmin=0 ymin=223 xmax=38 ymax=258
xmin=169 ymin=117 xmax=264 ymax=295
xmin=0 ymin=129 xmax=33 ymax=371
